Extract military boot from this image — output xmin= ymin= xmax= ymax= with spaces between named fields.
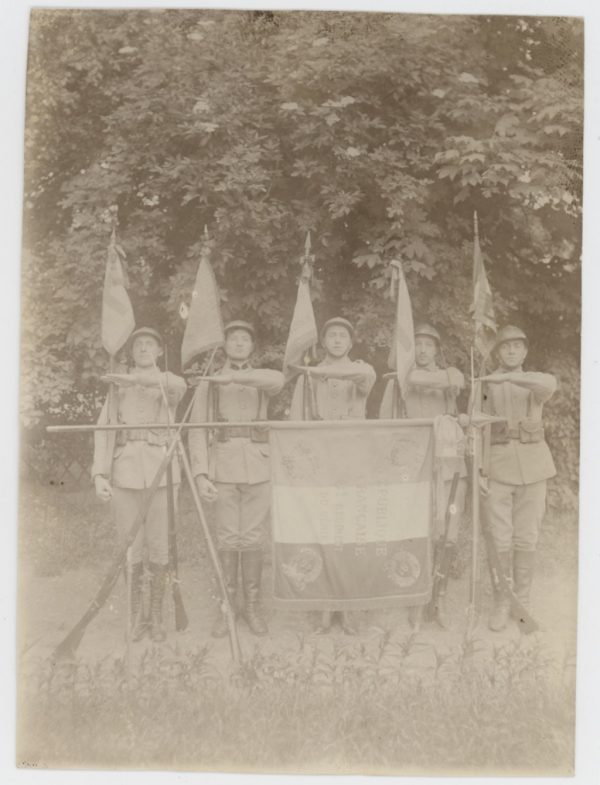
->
xmin=315 ymin=611 xmax=333 ymax=635
xmin=512 ymin=549 xmax=535 ymax=626
xmin=489 ymin=550 xmax=512 ymax=632
xmin=340 ymin=611 xmax=358 ymax=636
xmin=148 ymin=562 xmax=167 ymax=642
xmin=130 ymin=561 xmax=148 ymax=641
xmin=212 ymin=550 xmax=239 ymax=639
xmin=433 ymin=543 xmax=456 ymax=630
xmin=241 ymin=550 xmax=268 ymax=636
xmin=408 ymin=604 xmax=423 ymax=630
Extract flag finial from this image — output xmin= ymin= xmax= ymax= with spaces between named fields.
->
xmin=473 ymin=211 xmax=479 ymax=243
xmin=301 ymin=232 xmax=315 ymax=280
xmin=200 ymin=225 xmax=213 ymax=262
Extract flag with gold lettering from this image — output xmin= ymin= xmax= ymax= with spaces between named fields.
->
xmin=270 ymin=423 xmax=433 ymax=609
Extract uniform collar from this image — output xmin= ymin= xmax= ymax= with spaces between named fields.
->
xmin=224 ymin=359 xmax=251 ymax=371
xmin=416 ymin=361 xmax=438 ymax=372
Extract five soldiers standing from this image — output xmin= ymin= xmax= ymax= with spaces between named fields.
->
xmin=94 ymin=314 xmax=556 ymax=640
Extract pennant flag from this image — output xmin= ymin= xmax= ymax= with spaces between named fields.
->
xmin=470 ymin=212 xmax=496 ymax=357
xmin=283 ymin=233 xmax=318 ymax=380
xmin=101 ymin=229 xmax=135 ymax=356
xmin=181 ymin=238 xmax=224 ymax=368
xmin=387 ymin=260 xmax=415 ymax=393
xmin=269 ymin=423 xmax=433 ymax=609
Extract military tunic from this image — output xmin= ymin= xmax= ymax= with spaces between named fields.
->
xmin=92 ymin=370 xmax=187 ymax=565
xmin=379 ymin=365 xmax=467 ymax=542
xmin=482 ymin=370 xmax=557 ymax=552
xmin=189 ymin=360 xmax=284 ymax=550
xmin=288 ymin=358 xmax=376 ymax=420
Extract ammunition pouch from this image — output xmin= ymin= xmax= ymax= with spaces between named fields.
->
xmin=518 ymin=418 xmax=545 ymax=444
xmin=490 ymin=419 xmax=544 ymax=446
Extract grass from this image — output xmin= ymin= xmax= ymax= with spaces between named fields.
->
xmin=18 ymin=635 xmax=575 ymax=774
xmin=17 ymin=477 xmax=577 ymax=774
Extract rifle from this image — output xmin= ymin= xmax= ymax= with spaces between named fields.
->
xmin=159 ymin=351 xmax=189 ymax=632
xmin=305 ymin=368 xmax=320 ymax=420
xmin=158 ymin=358 xmax=241 ymax=662
xmin=465 ymin=348 xmax=482 ymax=636
xmin=166 ymin=461 xmax=188 ymax=631
xmin=52 ymin=347 xmax=218 ymax=661
xmin=176 ymin=442 xmax=242 ymax=664
xmin=424 ymin=471 xmax=460 ymax=622
xmin=480 ymin=520 xmax=538 ymax=635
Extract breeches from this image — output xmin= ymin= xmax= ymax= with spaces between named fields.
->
xmin=482 ymin=479 xmax=547 ymax=553
xmin=112 ymin=486 xmax=175 ymax=566
xmin=433 ymin=477 xmax=467 ymax=543
xmin=214 ymin=481 xmax=270 ymax=551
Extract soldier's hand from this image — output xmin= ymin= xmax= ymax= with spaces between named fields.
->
xmin=196 ymin=475 xmax=218 ymax=503
xmin=94 ymin=475 xmax=113 ymax=502
xmin=457 ymin=413 xmax=470 ymax=429
xmin=478 ymin=373 xmax=506 ymax=384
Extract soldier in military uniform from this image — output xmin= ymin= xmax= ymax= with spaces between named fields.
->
xmin=379 ymin=323 xmax=467 ymax=628
xmin=289 ymin=316 xmax=376 ymax=634
xmin=479 ymin=325 xmax=557 ymax=631
xmin=92 ymin=327 xmax=187 ymax=642
xmin=189 ymin=321 xmax=284 ymax=637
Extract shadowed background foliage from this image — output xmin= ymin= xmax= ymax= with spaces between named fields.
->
xmin=20 ymin=10 xmax=582 ymax=503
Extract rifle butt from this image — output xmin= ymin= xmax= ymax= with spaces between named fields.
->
xmin=52 ymin=628 xmax=84 ymax=662
xmin=173 ymin=586 xmax=189 ymax=631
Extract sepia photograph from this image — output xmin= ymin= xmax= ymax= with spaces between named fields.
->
xmin=14 ymin=3 xmax=587 ymax=778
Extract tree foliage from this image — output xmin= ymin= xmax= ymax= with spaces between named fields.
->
xmin=21 ymin=10 xmax=582 ymax=491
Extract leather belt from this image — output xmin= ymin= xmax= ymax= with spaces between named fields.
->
xmin=116 ymin=429 xmax=167 ymax=446
xmin=217 ymin=425 xmax=269 ymax=443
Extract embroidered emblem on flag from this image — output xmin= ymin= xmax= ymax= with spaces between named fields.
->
xmin=270 ymin=424 xmax=434 ymax=610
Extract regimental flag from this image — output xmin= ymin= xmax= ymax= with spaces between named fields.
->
xmin=283 ymin=233 xmax=318 ymax=380
xmin=387 ymin=260 xmax=415 ymax=394
xmin=101 ymin=229 xmax=135 ymax=356
xmin=270 ymin=423 xmax=434 ymax=609
xmin=181 ymin=243 xmax=224 ymax=368
xmin=470 ymin=211 xmax=496 ymax=357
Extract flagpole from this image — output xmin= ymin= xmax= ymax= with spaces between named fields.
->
xmin=466 ymin=210 xmax=497 ymax=637
xmin=466 ymin=347 xmax=481 ymax=637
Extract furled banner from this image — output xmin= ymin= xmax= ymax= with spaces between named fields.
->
xmin=270 ymin=424 xmax=433 ymax=610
